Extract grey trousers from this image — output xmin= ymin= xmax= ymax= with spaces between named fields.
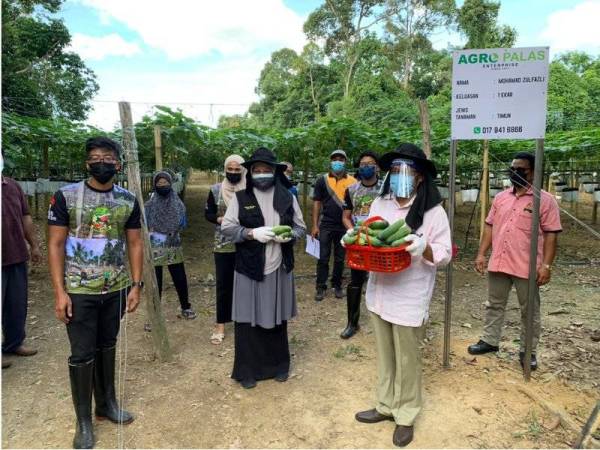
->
xmin=371 ymin=312 xmax=424 ymax=426
xmin=482 ymin=271 xmax=541 ymax=352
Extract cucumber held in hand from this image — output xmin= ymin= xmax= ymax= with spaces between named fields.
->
xmin=377 ymin=218 xmax=406 ymax=241
xmin=280 ymin=232 xmax=293 ymax=239
xmin=272 ymin=225 xmax=292 ymax=236
xmin=390 ymin=236 xmax=410 ymax=247
xmin=386 ymin=223 xmax=411 ymax=243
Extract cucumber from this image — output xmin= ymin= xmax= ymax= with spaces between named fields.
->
xmin=386 ymin=223 xmax=411 ymax=243
xmin=280 ymin=232 xmax=293 ymax=239
xmin=368 ymin=219 xmax=389 ymax=230
xmin=358 ymin=235 xmax=385 ymax=247
xmin=353 ymin=226 xmax=378 ymax=237
xmin=390 ymin=236 xmax=409 ymax=247
xmin=343 ymin=234 xmax=358 ymax=245
xmin=377 ymin=218 xmax=406 ymax=241
xmin=272 ymin=225 xmax=292 ymax=235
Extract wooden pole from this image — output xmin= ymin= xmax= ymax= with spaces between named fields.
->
xmin=523 ymin=139 xmax=544 ymax=381
xmin=480 ymin=140 xmax=489 ymax=240
xmin=154 ymin=125 xmax=163 ymax=171
xmin=42 ymin=143 xmax=50 ymax=244
xmin=302 ymin=147 xmax=310 ymax=222
xmin=119 ymin=102 xmax=172 ymax=362
xmin=418 ymin=99 xmax=432 ymax=159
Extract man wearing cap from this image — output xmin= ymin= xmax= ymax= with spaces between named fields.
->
xmin=311 ymin=149 xmax=357 ymax=301
xmin=468 ymin=151 xmax=562 ymax=371
xmin=340 ymin=150 xmax=381 ymax=338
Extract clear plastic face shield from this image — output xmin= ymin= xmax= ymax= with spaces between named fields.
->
xmin=388 ymin=158 xmax=418 ymax=198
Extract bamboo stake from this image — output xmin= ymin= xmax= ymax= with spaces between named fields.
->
xmin=119 ymin=102 xmax=171 ymax=362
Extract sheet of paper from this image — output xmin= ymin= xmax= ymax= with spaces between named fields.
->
xmin=305 ymin=235 xmax=320 ymax=259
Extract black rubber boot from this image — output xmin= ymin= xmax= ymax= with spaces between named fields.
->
xmin=340 ymin=286 xmax=361 ymax=339
xmin=94 ymin=346 xmax=134 ymax=424
xmin=69 ymin=358 xmax=95 ymax=449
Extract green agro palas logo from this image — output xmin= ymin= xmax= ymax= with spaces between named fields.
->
xmin=458 ymin=50 xmax=545 ymax=64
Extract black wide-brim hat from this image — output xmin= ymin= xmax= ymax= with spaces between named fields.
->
xmin=379 ymin=143 xmax=437 ymax=178
xmin=242 ymin=147 xmax=287 ymax=171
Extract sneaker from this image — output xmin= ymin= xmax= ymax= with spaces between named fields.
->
xmin=519 ymin=352 xmax=538 ymax=371
xmin=180 ymin=309 xmax=197 ymax=320
xmin=315 ymin=288 xmax=326 ymax=302
xmin=334 ymin=287 xmax=344 ymax=299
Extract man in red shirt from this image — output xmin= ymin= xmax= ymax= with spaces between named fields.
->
xmin=2 ymin=167 xmax=41 ymax=369
xmin=468 ymin=152 xmax=562 ymax=370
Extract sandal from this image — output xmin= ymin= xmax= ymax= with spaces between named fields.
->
xmin=210 ymin=332 xmax=225 ymax=345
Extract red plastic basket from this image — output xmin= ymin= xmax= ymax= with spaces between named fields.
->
xmin=344 ymin=216 xmax=412 ymax=273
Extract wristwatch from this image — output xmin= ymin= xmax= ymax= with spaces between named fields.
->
xmin=131 ymin=281 xmax=145 ymax=289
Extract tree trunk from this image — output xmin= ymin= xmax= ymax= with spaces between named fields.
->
xmin=302 ymin=149 xmax=310 ymax=221
xmin=119 ymin=101 xmax=172 ymax=362
xmin=418 ymin=99 xmax=432 ymax=159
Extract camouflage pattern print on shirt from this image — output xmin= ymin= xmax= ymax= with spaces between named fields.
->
xmin=345 ymin=179 xmax=384 ymax=224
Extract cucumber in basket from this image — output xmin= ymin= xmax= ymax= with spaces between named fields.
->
xmin=377 ymin=218 xmax=406 ymax=241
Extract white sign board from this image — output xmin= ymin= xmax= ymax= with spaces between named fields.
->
xmin=451 ymin=47 xmax=549 ymax=140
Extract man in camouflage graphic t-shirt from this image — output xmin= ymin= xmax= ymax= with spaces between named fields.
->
xmin=341 ymin=151 xmax=382 ymax=339
xmin=48 ymin=137 xmax=143 ymax=449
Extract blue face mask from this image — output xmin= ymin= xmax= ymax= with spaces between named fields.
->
xmin=389 ymin=173 xmax=415 ymax=198
xmin=331 ymin=160 xmax=345 ymax=173
xmin=358 ymin=165 xmax=376 ymax=180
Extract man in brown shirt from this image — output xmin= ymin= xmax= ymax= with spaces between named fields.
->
xmin=2 ymin=174 xmax=41 ymax=368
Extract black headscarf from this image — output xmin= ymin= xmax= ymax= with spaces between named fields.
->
xmin=379 ymin=144 xmax=442 ymax=231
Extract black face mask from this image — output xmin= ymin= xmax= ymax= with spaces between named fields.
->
xmin=225 ymin=172 xmax=242 ymax=184
xmin=509 ymin=167 xmax=529 ymax=188
xmin=156 ymin=186 xmax=172 ymax=196
xmin=89 ymin=162 xmax=117 ymax=184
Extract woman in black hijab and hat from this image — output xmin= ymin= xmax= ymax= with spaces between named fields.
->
xmin=352 ymin=143 xmax=452 ymax=447
xmin=221 ymin=148 xmax=306 ymax=389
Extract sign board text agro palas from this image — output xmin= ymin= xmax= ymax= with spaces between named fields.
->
xmin=451 ymin=47 xmax=549 ymax=140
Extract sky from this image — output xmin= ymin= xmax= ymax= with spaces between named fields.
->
xmin=59 ymin=0 xmax=600 ymax=130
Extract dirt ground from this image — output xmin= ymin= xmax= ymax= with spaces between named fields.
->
xmin=2 ymin=171 xmax=600 ymax=449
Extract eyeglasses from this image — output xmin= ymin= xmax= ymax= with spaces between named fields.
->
xmin=87 ymin=157 xmax=118 ymax=164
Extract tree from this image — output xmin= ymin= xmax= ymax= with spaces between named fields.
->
xmin=456 ymin=0 xmax=516 ymax=49
xmin=304 ymin=0 xmax=389 ymax=99
xmin=2 ymin=0 xmax=99 ymax=120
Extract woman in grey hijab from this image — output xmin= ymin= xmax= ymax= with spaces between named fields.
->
xmin=221 ymin=148 xmax=306 ymax=389
xmin=145 ymin=171 xmax=196 ymax=321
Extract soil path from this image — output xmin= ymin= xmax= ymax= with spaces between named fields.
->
xmin=2 ymin=172 xmax=599 ymax=448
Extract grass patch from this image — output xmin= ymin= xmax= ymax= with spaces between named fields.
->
xmin=333 ymin=344 xmax=364 ymax=360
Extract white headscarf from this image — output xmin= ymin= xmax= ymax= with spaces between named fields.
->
xmin=221 ymin=154 xmax=246 ymax=206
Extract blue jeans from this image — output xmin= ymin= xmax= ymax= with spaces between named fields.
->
xmin=2 ymin=262 xmax=28 ymax=353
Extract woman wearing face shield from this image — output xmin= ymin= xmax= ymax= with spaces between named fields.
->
xmin=205 ymin=155 xmax=247 ymax=345
xmin=353 ymin=144 xmax=452 ymax=447
xmin=221 ymin=148 xmax=306 ymax=389
xmin=145 ymin=171 xmax=196 ymax=322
